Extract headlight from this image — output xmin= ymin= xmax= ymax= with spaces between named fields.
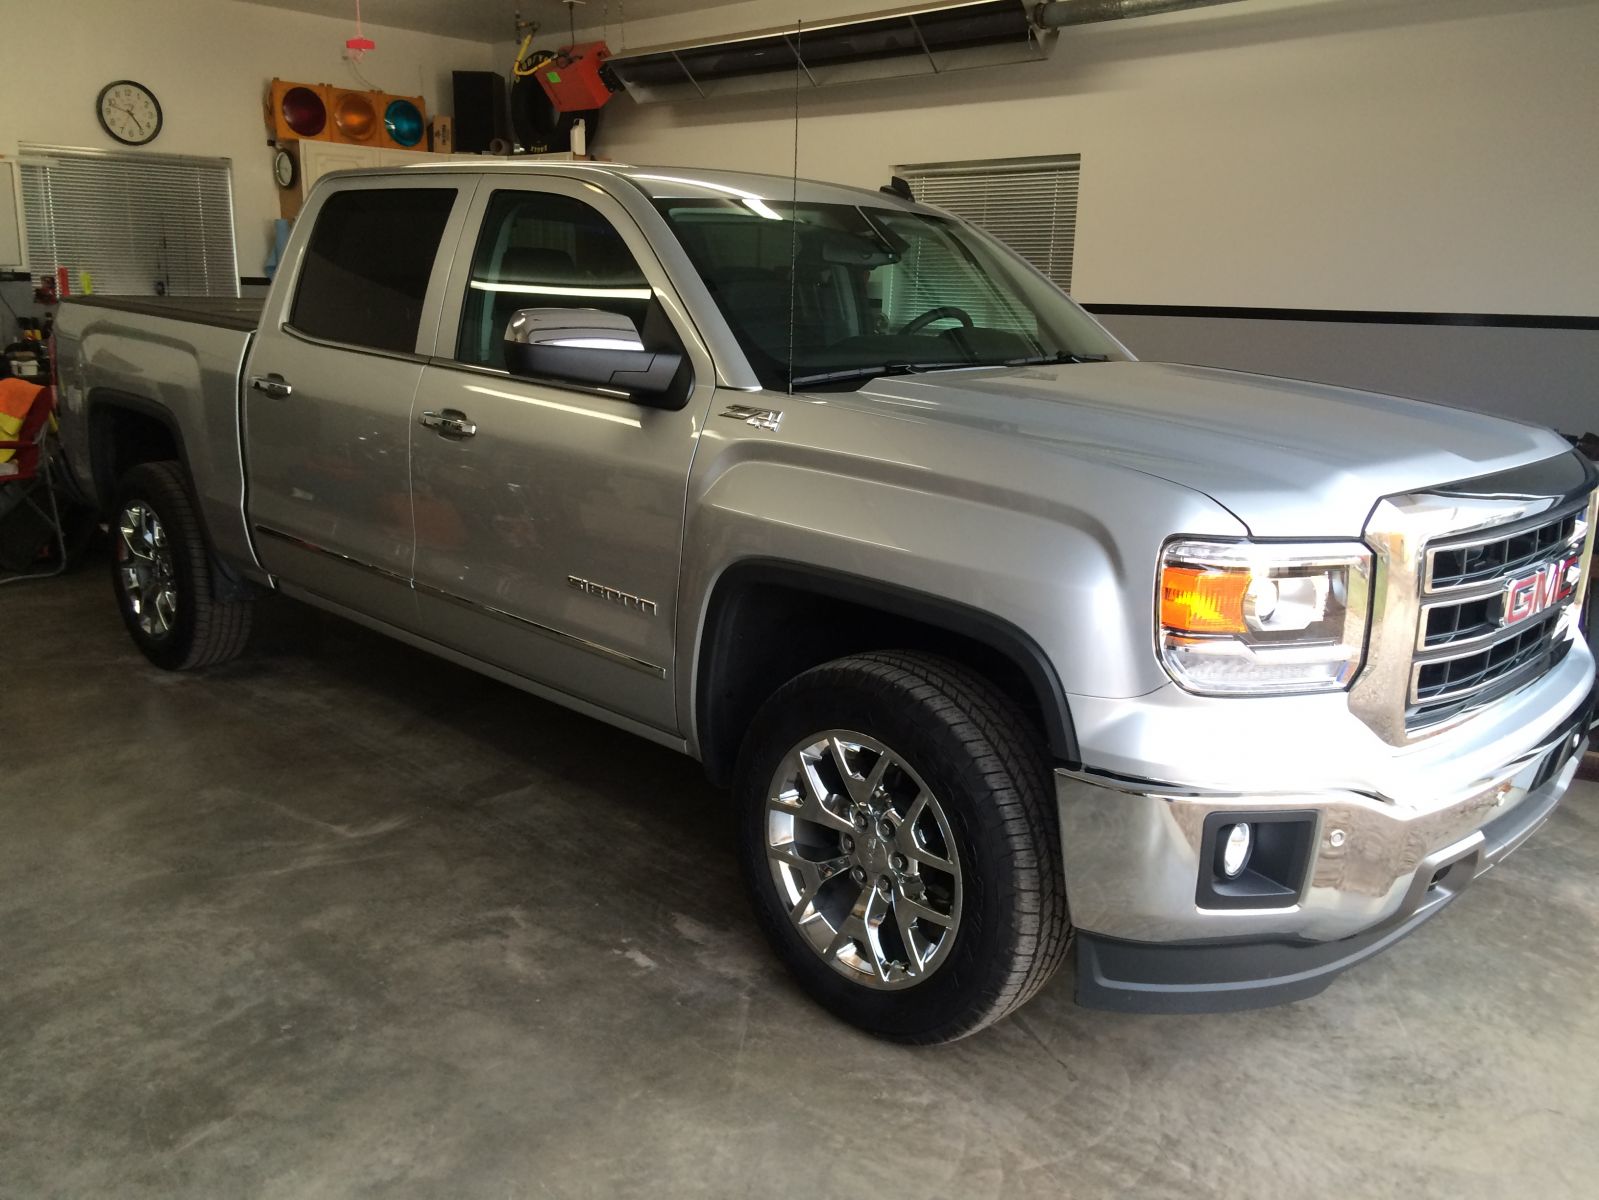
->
xmin=1157 ymin=539 xmax=1372 ymax=695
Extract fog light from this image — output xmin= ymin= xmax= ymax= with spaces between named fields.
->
xmin=1221 ymin=822 xmax=1252 ymax=877
xmin=1198 ymin=810 xmax=1315 ymax=909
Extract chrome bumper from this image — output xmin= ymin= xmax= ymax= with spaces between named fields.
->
xmin=1057 ymin=696 xmax=1590 ymax=1011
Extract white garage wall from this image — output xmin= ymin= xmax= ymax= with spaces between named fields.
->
xmin=0 ymin=0 xmax=496 ymax=279
xmin=557 ymin=0 xmax=1598 ymax=429
xmin=581 ymin=0 xmax=1598 ymax=316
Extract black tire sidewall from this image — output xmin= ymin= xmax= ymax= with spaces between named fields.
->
xmin=110 ymin=465 xmax=206 ymax=670
xmin=736 ymin=663 xmax=1035 ymax=1041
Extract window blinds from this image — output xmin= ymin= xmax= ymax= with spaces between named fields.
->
xmin=874 ymin=217 xmax=1041 ymax=338
xmin=895 ymin=155 xmax=1080 ymax=293
xmin=19 ymin=143 xmax=239 ymax=297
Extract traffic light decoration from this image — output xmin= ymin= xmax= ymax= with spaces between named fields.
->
xmin=268 ymin=80 xmax=429 ymax=152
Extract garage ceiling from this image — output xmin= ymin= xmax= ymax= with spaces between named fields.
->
xmin=238 ymin=0 xmax=753 ymax=45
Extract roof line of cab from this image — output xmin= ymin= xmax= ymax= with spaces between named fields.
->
xmin=316 ymin=159 xmax=930 ymax=212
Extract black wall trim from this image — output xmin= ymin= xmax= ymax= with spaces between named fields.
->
xmin=1083 ymin=303 xmax=1599 ymax=331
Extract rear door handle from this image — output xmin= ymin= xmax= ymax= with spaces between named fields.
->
xmin=249 ymin=374 xmax=293 ymax=400
xmin=419 ymin=410 xmax=477 ymax=438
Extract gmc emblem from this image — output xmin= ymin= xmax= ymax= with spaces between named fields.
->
xmin=1503 ymin=553 xmax=1581 ymax=626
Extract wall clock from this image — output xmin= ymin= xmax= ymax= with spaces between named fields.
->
xmin=96 ymin=80 xmax=164 ymax=147
xmin=273 ymin=149 xmax=296 ymax=189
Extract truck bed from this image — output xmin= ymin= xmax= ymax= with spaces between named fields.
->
xmin=64 ymin=294 xmax=265 ymax=333
xmin=54 ymin=293 xmax=261 ymax=575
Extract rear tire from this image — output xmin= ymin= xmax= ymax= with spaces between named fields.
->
xmin=735 ymin=651 xmax=1071 ymax=1043
xmin=111 ymin=461 xmax=252 ymax=670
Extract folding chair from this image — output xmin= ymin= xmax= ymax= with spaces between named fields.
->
xmin=0 ymin=379 xmax=70 ymax=585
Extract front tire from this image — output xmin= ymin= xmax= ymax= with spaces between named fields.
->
xmin=111 ymin=461 xmax=252 ymax=670
xmin=735 ymin=652 xmax=1071 ymax=1043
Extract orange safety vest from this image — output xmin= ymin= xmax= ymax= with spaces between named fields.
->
xmin=0 ymin=377 xmax=45 ymax=466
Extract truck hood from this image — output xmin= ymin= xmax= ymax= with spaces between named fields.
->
xmin=850 ymin=361 xmax=1572 ymax=536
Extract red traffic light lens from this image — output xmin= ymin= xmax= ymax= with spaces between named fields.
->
xmin=281 ymin=86 xmax=327 ymax=137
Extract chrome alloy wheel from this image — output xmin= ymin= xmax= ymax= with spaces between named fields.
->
xmin=765 ymin=732 xmax=963 ymax=990
xmin=117 ymin=501 xmax=178 ymax=639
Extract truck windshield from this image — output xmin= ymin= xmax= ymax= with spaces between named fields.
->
xmin=652 ymin=197 xmax=1124 ymax=391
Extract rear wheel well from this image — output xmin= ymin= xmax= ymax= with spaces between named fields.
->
xmin=86 ymin=395 xmax=183 ymax=514
xmin=83 ymin=394 xmax=256 ymax=603
xmin=695 ymin=564 xmax=1078 ymax=786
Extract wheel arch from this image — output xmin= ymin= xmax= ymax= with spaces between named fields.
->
xmin=692 ymin=559 xmax=1080 ymax=787
xmin=84 ymin=388 xmax=193 ymax=515
xmin=87 ymin=389 xmax=258 ymax=601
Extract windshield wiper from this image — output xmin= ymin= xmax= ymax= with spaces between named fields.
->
xmin=1003 ymin=351 xmax=1111 ymax=366
xmin=788 ymin=360 xmax=976 ymax=388
xmin=789 ymin=351 xmax=1110 ymax=388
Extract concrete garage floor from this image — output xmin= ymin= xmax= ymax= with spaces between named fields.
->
xmin=4 ymin=565 xmax=1598 ymax=1200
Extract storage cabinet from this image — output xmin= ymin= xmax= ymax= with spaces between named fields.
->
xmin=298 ymin=142 xmax=468 ymax=199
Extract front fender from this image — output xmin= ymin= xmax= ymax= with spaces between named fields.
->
xmin=677 ymin=398 xmax=1243 ymax=757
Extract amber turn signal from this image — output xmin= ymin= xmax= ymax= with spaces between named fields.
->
xmin=1160 ymin=565 xmax=1250 ymax=634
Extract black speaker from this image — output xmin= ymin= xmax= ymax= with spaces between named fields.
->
xmin=452 ymin=70 xmax=507 ymax=154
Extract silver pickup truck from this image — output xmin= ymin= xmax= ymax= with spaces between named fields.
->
xmin=55 ymin=162 xmax=1597 ymax=1043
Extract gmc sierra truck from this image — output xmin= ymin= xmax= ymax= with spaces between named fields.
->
xmin=54 ymin=162 xmax=1596 ymax=1043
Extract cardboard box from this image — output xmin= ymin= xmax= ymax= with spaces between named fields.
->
xmin=429 ymin=116 xmax=454 ymax=155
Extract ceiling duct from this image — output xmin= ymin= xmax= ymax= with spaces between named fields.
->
xmin=605 ymin=0 xmax=1054 ymax=104
xmin=1033 ymin=0 xmax=1245 ymax=27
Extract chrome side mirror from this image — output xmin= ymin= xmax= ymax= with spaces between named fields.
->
xmin=503 ymin=308 xmax=685 ymax=404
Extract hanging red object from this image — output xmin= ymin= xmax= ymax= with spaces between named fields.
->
xmin=537 ymin=42 xmax=616 ymax=113
xmin=345 ymin=0 xmax=375 ymax=55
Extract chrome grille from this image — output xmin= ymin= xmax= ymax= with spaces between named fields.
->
xmin=1348 ymin=452 xmax=1598 ymax=746
xmin=1426 ymin=510 xmax=1582 ymax=592
xmin=1407 ymin=500 xmax=1589 ymax=730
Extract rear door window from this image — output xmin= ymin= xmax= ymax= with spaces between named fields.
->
xmin=290 ymin=188 xmax=456 ymax=354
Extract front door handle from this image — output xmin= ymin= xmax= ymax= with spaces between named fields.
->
xmin=419 ymin=409 xmax=477 ymax=438
xmin=249 ymin=374 xmax=293 ymax=400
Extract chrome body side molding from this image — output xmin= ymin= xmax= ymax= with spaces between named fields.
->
xmin=253 ymin=524 xmax=668 ymax=679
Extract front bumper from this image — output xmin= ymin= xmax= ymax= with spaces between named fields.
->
xmin=1059 ymin=694 xmax=1592 ymax=1014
